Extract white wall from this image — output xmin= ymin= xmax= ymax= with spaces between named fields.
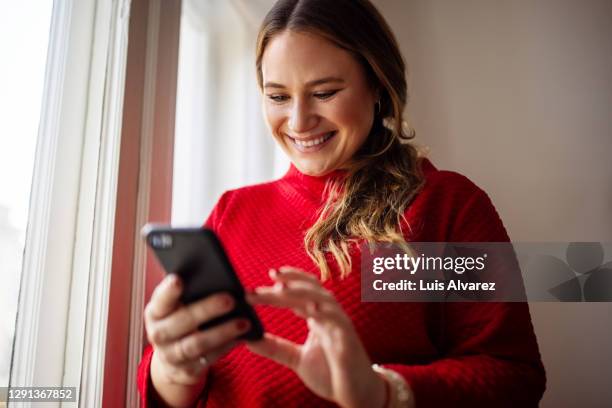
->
xmin=372 ymin=0 xmax=612 ymax=406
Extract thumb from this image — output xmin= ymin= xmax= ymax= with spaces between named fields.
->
xmin=246 ymin=333 xmax=301 ymax=370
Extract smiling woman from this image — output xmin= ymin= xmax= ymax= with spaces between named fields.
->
xmin=137 ymin=0 xmax=546 ymax=407
xmin=261 ymin=31 xmax=377 ymax=176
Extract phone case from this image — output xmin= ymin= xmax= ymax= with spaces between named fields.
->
xmin=142 ymin=224 xmax=264 ymax=341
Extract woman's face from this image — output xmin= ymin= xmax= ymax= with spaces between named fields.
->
xmin=261 ymin=30 xmax=378 ymax=176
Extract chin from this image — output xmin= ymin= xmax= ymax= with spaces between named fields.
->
xmin=293 ymin=159 xmax=334 ymax=177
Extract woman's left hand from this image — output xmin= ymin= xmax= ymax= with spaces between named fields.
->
xmin=245 ymin=266 xmax=387 ymax=408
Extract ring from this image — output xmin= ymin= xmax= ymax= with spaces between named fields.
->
xmin=199 ymin=355 xmax=209 ymax=367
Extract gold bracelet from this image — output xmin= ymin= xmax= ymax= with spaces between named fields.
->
xmin=372 ymin=364 xmax=414 ymax=408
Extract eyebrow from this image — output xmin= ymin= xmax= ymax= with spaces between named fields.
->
xmin=263 ymin=76 xmax=345 ymax=89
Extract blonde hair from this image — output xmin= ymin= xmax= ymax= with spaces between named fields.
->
xmin=256 ymin=0 xmax=425 ymax=279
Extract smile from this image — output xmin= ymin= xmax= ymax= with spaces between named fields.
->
xmin=287 ymin=131 xmax=337 ymax=152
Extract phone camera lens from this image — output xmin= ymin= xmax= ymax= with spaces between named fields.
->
xmin=151 ymin=233 xmax=173 ymax=249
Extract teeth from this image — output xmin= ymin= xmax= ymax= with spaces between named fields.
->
xmin=293 ymin=132 xmax=334 ymax=147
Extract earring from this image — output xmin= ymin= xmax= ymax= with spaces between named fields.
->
xmin=375 ymin=100 xmax=381 ymax=115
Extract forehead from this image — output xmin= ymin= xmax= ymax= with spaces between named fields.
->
xmin=261 ymin=30 xmax=364 ymax=85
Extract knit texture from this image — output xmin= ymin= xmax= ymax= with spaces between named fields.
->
xmin=137 ymin=158 xmax=545 ymax=407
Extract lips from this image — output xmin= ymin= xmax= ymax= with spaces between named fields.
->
xmin=284 ymin=130 xmax=337 ymax=151
xmin=292 ymin=131 xmax=336 ymax=147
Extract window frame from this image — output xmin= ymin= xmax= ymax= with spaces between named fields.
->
xmin=6 ymin=0 xmax=172 ymax=407
xmin=10 ymin=0 xmax=181 ymax=405
xmin=102 ymin=0 xmax=181 ymax=406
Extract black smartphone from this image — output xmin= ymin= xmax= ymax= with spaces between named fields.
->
xmin=142 ymin=224 xmax=264 ymax=341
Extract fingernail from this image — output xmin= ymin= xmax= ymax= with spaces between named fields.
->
xmin=167 ymin=274 xmax=179 ymax=286
xmin=236 ymin=319 xmax=250 ymax=332
xmin=268 ymin=268 xmax=277 ymax=278
xmin=221 ymin=295 xmax=234 ymax=309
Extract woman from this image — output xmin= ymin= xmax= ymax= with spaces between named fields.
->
xmin=137 ymin=0 xmax=546 ymax=406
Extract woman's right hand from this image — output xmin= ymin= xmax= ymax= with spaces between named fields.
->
xmin=144 ymin=273 xmax=252 ymax=386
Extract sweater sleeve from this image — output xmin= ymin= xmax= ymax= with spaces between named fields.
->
xmin=136 ymin=191 xmax=234 ymax=407
xmin=386 ymin=189 xmax=546 ymax=407
xmin=136 ymin=344 xmax=156 ymax=407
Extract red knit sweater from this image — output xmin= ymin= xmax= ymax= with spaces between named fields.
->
xmin=137 ymin=158 xmax=545 ymax=407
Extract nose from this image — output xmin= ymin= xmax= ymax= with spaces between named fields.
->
xmin=288 ymin=98 xmax=317 ymax=133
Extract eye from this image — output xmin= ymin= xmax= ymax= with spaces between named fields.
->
xmin=313 ymin=90 xmax=338 ymax=100
xmin=267 ymin=94 xmax=289 ymax=103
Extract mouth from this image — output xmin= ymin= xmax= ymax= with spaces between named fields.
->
xmin=286 ymin=131 xmax=337 ymax=152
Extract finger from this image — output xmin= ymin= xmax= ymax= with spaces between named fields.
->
xmin=246 ymin=285 xmax=312 ymax=319
xmin=149 ymin=292 xmax=235 ymax=345
xmin=246 ymin=333 xmax=301 ymax=370
xmin=200 ymin=339 xmax=239 ymax=366
xmin=168 ymin=357 xmax=209 ymax=381
xmin=271 ymin=270 xmax=329 ymax=298
xmin=158 ymin=318 xmax=251 ymax=365
xmin=177 ymin=337 xmax=239 ymax=372
xmin=247 ymin=286 xmax=350 ymax=327
xmin=161 ymin=339 xmax=239 ymax=382
xmin=272 ymin=267 xmax=321 ymax=286
xmin=248 ymin=284 xmax=333 ymax=308
xmin=145 ymin=274 xmax=183 ymax=323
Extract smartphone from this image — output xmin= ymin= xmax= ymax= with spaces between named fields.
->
xmin=142 ymin=224 xmax=264 ymax=341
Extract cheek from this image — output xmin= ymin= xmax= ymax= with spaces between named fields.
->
xmin=331 ymin=100 xmax=373 ymax=138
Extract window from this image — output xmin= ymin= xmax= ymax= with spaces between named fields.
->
xmin=0 ymin=0 xmax=53 ymax=394
xmin=172 ymin=0 xmax=286 ymax=226
xmin=6 ymin=0 xmax=132 ymax=405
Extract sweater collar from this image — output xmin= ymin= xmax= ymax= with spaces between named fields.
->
xmin=282 ymin=164 xmax=347 ymax=197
